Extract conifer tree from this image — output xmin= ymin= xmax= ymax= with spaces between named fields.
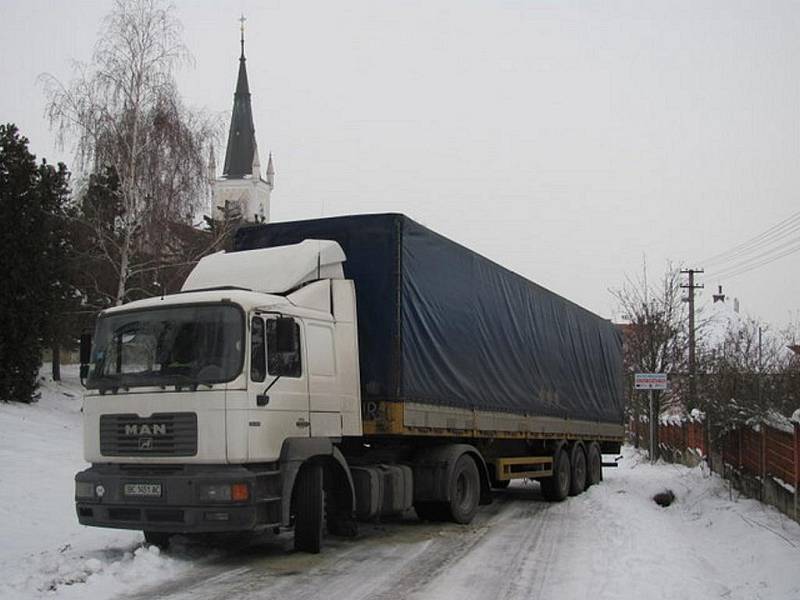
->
xmin=0 ymin=124 xmax=74 ymax=400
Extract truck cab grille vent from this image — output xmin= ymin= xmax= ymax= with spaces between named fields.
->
xmin=100 ymin=413 xmax=198 ymax=457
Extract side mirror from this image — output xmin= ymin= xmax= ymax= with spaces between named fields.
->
xmin=79 ymin=333 xmax=92 ymax=384
xmin=79 ymin=333 xmax=92 ymax=364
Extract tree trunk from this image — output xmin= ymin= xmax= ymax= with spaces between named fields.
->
xmin=116 ymin=229 xmax=132 ymax=305
xmin=51 ymin=341 xmax=61 ymax=381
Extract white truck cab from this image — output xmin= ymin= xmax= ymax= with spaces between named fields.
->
xmin=76 ymin=241 xmax=364 ymax=549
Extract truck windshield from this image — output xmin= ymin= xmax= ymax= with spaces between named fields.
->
xmin=86 ymin=304 xmax=244 ymax=390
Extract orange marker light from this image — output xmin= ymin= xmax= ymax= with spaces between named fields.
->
xmin=231 ymin=483 xmax=249 ymax=502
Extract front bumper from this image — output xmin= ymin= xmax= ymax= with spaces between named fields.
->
xmin=75 ymin=463 xmax=282 ymax=533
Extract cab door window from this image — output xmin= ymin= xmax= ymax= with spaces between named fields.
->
xmin=267 ymin=317 xmax=302 ymax=377
xmin=250 ymin=317 xmax=266 ymax=382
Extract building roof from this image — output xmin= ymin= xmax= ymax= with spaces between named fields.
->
xmin=222 ymin=34 xmax=257 ymax=179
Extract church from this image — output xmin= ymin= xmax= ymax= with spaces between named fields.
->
xmin=208 ymin=19 xmax=274 ymax=224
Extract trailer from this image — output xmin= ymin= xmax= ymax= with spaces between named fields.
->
xmin=75 ymin=213 xmax=624 ymax=553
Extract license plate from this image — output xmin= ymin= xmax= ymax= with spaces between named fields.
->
xmin=124 ymin=483 xmax=162 ymax=497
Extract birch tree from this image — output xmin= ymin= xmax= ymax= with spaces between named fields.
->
xmin=41 ymin=0 xmax=218 ymax=305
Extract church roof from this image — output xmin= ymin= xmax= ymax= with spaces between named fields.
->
xmin=222 ymin=35 xmax=257 ymax=179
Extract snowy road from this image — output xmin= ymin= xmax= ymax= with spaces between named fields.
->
xmin=3 ymin=369 xmax=800 ymax=600
xmin=119 ymin=454 xmax=800 ymax=600
xmin=122 ymin=484 xmax=558 ymax=600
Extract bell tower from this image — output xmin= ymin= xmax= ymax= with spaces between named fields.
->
xmin=210 ymin=15 xmax=274 ymax=223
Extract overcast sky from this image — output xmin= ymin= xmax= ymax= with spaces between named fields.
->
xmin=2 ymin=0 xmax=800 ymax=329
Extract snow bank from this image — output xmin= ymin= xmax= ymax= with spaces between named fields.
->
xmin=565 ymin=447 xmax=800 ymax=600
xmin=412 ymin=446 xmax=800 ymax=600
xmin=0 ymin=366 xmax=194 ymax=599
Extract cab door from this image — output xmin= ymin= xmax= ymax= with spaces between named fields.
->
xmin=305 ymin=320 xmax=343 ymax=437
xmin=247 ymin=315 xmax=309 ymax=461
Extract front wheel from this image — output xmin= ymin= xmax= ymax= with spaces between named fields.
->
xmin=293 ymin=463 xmax=324 ymax=553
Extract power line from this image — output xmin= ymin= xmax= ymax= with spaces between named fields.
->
xmin=711 ymin=234 xmax=800 ymax=278
xmin=701 ymin=208 xmax=800 ymax=267
xmin=705 ymin=221 xmax=800 ymax=269
xmin=712 ymin=240 xmax=800 ymax=281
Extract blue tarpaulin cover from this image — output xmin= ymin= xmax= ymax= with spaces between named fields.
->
xmin=234 ymin=214 xmax=623 ymax=424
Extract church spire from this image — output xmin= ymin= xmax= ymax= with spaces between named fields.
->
xmin=266 ymin=152 xmax=275 ymax=187
xmin=223 ymin=15 xmax=256 ymax=178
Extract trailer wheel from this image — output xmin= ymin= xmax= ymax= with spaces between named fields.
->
xmin=568 ymin=444 xmax=587 ymax=496
xmin=540 ymin=446 xmax=571 ymax=502
xmin=586 ymin=442 xmax=602 ymax=487
xmin=293 ymin=463 xmax=324 ymax=554
xmin=447 ymin=454 xmax=481 ymax=524
xmin=143 ymin=531 xmax=172 ymax=548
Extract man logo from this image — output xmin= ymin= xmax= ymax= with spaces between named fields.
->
xmin=124 ymin=423 xmax=167 ymax=436
xmin=138 ymin=437 xmax=154 ymax=450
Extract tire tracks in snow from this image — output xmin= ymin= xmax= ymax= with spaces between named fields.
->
xmin=118 ymin=487 xmax=554 ymax=600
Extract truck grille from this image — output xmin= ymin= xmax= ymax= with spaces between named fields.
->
xmin=100 ymin=413 xmax=198 ymax=457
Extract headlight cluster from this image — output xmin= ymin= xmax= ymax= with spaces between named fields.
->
xmin=75 ymin=481 xmax=95 ymax=498
xmin=198 ymin=483 xmax=249 ymax=502
xmin=75 ymin=482 xmax=105 ymax=499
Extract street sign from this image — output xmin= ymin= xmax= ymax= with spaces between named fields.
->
xmin=634 ymin=373 xmax=668 ymax=390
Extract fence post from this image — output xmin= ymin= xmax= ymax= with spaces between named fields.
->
xmin=683 ymin=421 xmax=688 ymax=456
xmin=794 ymin=422 xmax=799 ymax=521
xmin=761 ymin=424 xmax=767 ymax=501
xmin=738 ymin=428 xmax=743 ymax=470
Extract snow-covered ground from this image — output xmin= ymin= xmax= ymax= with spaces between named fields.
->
xmin=0 ymin=366 xmax=194 ymax=600
xmin=2 ymin=367 xmax=800 ymax=599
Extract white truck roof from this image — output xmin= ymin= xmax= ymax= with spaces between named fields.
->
xmin=181 ymin=239 xmax=346 ymax=295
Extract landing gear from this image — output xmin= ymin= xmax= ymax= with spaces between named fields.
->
xmin=489 ymin=466 xmax=511 ymax=489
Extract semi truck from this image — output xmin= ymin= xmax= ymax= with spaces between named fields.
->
xmin=75 ymin=213 xmax=624 ymax=553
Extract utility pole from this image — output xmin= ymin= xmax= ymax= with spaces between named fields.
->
xmin=681 ymin=268 xmax=704 ymax=407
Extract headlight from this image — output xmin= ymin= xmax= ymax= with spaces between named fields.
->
xmin=198 ymin=483 xmax=249 ymax=502
xmin=76 ymin=481 xmax=95 ymax=499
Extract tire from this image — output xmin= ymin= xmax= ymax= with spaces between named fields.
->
xmin=586 ymin=442 xmax=602 ymax=487
xmin=541 ymin=446 xmax=571 ymax=502
xmin=446 ymin=454 xmax=481 ymax=524
xmin=293 ymin=463 xmax=324 ymax=554
xmin=569 ymin=444 xmax=587 ymax=496
xmin=414 ymin=501 xmax=450 ymax=522
xmin=143 ymin=531 xmax=172 ymax=548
